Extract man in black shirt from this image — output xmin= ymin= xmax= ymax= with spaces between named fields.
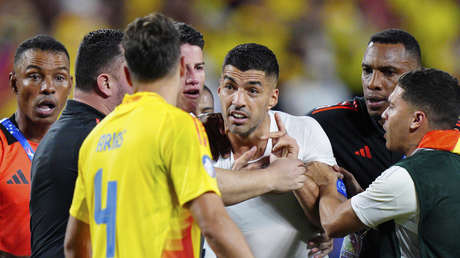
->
xmin=29 ymin=29 xmax=133 ymax=258
xmin=308 ymin=29 xmax=422 ymax=257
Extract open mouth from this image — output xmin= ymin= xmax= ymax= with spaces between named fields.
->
xmin=35 ymin=100 xmax=56 ymax=117
xmin=183 ymin=89 xmax=200 ymax=99
xmin=229 ymin=111 xmax=248 ymax=124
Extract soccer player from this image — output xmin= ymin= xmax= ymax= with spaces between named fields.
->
xmin=308 ymin=29 xmax=422 ymax=257
xmin=307 ymin=68 xmax=460 ymax=257
xmin=197 ymin=85 xmax=214 ymax=118
xmin=30 ymin=29 xmax=132 ymax=258
xmin=0 ymin=35 xmax=71 ymax=257
xmin=173 ymin=23 xmax=309 ymax=209
xmin=203 ymin=43 xmax=336 ymax=258
xmin=64 ymin=13 xmax=253 ymax=258
xmin=175 ymin=22 xmax=205 ymax=115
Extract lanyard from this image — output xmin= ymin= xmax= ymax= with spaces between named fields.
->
xmin=1 ymin=118 xmax=35 ymax=162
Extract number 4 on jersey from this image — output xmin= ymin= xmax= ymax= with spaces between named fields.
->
xmin=94 ymin=169 xmax=118 ymax=258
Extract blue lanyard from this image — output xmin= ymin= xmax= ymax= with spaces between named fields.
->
xmin=1 ymin=118 xmax=35 ymax=162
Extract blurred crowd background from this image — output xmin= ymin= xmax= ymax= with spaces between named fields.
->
xmin=1 ymin=0 xmax=460 ymax=116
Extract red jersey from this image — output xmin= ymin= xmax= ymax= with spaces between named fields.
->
xmin=0 ymin=117 xmax=38 ymax=256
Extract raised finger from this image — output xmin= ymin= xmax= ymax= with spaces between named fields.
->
xmin=274 ymin=112 xmax=287 ymax=133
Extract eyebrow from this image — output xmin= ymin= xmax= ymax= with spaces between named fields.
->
xmin=223 ymin=75 xmax=236 ymax=83
xmin=361 ymin=63 xmax=397 ymax=70
xmin=248 ymin=81 xmax=262 ymax=86
xmin=25 ymin=65 xmax=69 ymax=71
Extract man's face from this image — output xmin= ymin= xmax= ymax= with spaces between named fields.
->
xmin=381 ymin=86 xmax=413 ymax=153
xmin=361 ymin=42 xmax=419 ymax=119
xmin=218 ymin=65 xmax=278 ymax=137
xmin=197 ymin=89 xmax=214 ymax=117
xmin=11 ymin=49 xmax=72 ymax=124
xmin=177 ymin=43 xmax=205 ymax=114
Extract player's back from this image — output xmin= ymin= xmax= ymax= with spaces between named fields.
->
xmin=73 ymin=92 xmax=209 ymax=257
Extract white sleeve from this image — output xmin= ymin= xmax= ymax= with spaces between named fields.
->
xmin=294 ymin=116 xmax=336 ymax=165
xmin=350 ymin=166 xmax=417 ymax=228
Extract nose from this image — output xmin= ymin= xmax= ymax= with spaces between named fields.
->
xmin=231 ymin=88 xmax=246 ymax=107
xmin=367 ymin=71 xmax=383 ymax=91
xmin=381 ymin=106 xmax=389 ymax=121
xmin=40 ymin=76 xmax=56 ymax=95
xmin=185 ymin=66 xmax=198 ymax=85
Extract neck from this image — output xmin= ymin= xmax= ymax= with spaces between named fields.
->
xmin=405 ymin=128 xmax=431 ymax=157
xmin=14 ymin=111 xmax=50 ymax=143
xmin=228 ymin=113 xmax=271 ymax=160
xmin=133 ymin=75 xmax=180 ymax=106
xmin=74 ymin=89 xmax=111 ymax=115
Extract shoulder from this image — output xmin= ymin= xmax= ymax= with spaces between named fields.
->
xmin=365 ymin=165 xmax=414 ymax=195
xmin=308 ymin=98 xmax=363 ymax=119
xmin=271 ymin=110 xmax=327 ymax=138
xmin=271 ymin=110 xmax=319 ymax=128
xmin=0 ymin=118 xmax=17 ymax=145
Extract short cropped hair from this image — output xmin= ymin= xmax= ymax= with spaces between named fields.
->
xmin=122 ymin=13 xmax=180 ymax=82
xmin=369 ymin=29 xmax=422 ymax=66
xmin=75 ymin=29 xmax=124 ymax=91
xmin=174 ymin=22 xmax=204 ymax=49
xmin=14 ymin=34 xmax=69 ymax=66
xmin=223 ymin=43 xmax=279 ymax=81
xmin=398 ymin=68 xmax=460 ymax=129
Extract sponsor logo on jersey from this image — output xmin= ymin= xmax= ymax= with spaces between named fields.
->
xmin=354 ymin=145 xmax=372 ymax=159
xmin=6 ymin=169 xmax=29 ymax=184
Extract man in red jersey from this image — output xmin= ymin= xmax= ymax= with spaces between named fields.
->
xmin=0 ymin=35 xmax=71 ymax=257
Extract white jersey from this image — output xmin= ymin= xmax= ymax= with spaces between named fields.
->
xmin=204 ymin=110 xmax=336 ymax=258
xmin=351 ymin=164 xmax=419 ymax=258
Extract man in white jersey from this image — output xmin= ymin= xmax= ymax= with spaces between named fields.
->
xmin=204 ymin=43 xmax=337 ymax=258
xmin=306 ymin=69 xmax=460 ymax=257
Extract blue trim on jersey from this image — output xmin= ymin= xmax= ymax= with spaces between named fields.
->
xmin=1 ymin=118 xmax=35 ymax=161
xmin=336 ymin=178 xmax=347 ymax=198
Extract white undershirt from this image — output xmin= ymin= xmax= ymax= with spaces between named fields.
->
xmin=204 ymin=110 xmax=336 ymax=258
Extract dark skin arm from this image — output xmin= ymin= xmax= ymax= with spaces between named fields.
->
xmin=306 ymin=162 xmax=367 ymax=238
xmin=64 ymin=216 xmax=91 ymax=258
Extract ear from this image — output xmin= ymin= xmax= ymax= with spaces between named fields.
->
xmin=217 ymin=76 xmax=224 ymax=96
xmin=410 ymin=110 xmax=426 ymax=131
xmin=96 ymin=74 xmax=111 ymax=98
xmin=267 ymin=88 xmax=279 ymax=110
xmin=9 ymin=72 xmax=17 ymax=94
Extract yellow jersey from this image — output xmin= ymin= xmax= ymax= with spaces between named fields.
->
xmin=69 ymin=92 xmax=220 ymax=258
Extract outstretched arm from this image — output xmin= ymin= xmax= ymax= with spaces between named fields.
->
xmin=306 ymin=162 xmax=366 ymax=238
xmin=216 ymin=157 xmax=307 ymax=205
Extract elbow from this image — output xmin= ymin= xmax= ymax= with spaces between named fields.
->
xmin=199 ymin=217 xmax=222 ymax=244
xmin=64 ymin=238 xmax=75 ymax=257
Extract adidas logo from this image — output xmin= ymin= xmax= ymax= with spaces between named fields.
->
xmin=6 ymin=169 xmax=29 ymax=184
xmin=354 ymin=145 xmax=372 ymax=159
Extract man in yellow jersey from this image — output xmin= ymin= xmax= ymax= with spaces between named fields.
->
xmin=64 ymin=13 xmax=254 ymax=258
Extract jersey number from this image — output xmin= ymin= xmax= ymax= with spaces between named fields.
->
xmin=94 ymin=169 xmax=118 ymax=258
